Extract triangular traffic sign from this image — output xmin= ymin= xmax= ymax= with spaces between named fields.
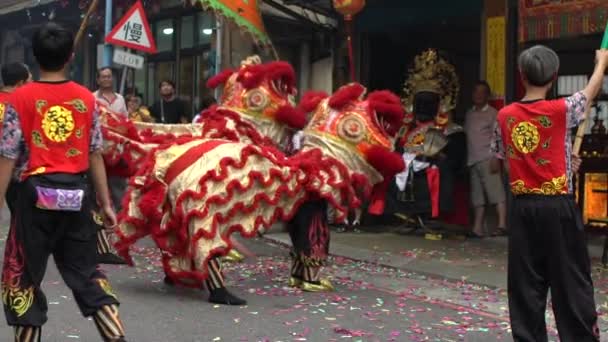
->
xmin=105 ymin=0 xmax=157 ymax=54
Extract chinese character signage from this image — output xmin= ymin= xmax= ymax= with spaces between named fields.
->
xmin=520 ymin=0 xmax=608 ymax=42
xmin=487 ymin=16 xmax=505 ymax=97
xmin=105 ymin=1 xmax=157 ymax=53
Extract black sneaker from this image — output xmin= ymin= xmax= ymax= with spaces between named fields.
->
xmin=208 ymin=287 xmax=247 ymax=306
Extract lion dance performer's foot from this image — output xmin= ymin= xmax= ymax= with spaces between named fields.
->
xmin=288 ymin=258 xmax=334 ymax=292
xmin=222 ymin=249 xmax=246 ymax=263
xmin=205 ymin=257 xmax=247 ymax=305
xmin=208 ymin=287 xmax=247 ymax=306
xmin=94 ymin=212 xmax=128 ymax=265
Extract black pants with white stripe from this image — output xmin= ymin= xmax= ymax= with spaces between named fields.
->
xmin=508 ymin=195 xmax=599 ymax=342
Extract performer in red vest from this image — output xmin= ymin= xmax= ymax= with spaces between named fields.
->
xmin=0 ymin=23 xmax=127 ymax=342
xmin=0 ymin=62 xmax=32 ymax=216
xmin=492 ymin=45 xmax=608 ymax=342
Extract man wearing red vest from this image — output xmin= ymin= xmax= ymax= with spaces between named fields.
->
xmin=492 ymin=46 xmax=608 ymax=342
xmin=0 ymin=62 xmax=32 ymax=216
xmin=0 ymin=23 xmax=127 ymax=342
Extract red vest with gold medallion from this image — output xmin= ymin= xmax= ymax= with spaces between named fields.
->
xmin=11 ymin=81 xmax=94 ymax=179
xmin=497 ymin=99 xmax=569 ymax=195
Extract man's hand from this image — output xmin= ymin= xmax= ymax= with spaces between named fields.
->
xmin=596 ymin=49 xmax=608 ymax=66
xmin=489 ymin=158 xmax=502 ymax=174
xmin=572 ymin=154 xmax=583 ymax=174
xmin=101 ymin=204 xmax=118 ymax=230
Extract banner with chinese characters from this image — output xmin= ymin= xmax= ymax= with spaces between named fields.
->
xmin=486 ymin=16 xmax=505 ymax=97
xmin=519 ymin=0 xmax=608 ymax=42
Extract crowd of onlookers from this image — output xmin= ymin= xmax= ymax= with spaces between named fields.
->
xmin=93 ymin=67 xmax=216 ymax=125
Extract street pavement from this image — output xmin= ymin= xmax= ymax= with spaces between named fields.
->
xmin=0 ymin=209 xmax=607 ymax=341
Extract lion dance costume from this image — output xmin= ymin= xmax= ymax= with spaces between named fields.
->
xmin=98 ymin=58 xmax=405 ymax=305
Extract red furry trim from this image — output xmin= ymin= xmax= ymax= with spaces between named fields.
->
xmin=364 ymin=145 xmax=405 ymax=177
xmin=328 ymin=83 xmax=366 ymax=109
xmin=298 ymin=91 xmax=328 ymax=113
xmin=265 ymin=61 xmax=296 ymax=90
xmin=206 ymin=69 xmax=235 ymax=89
xmin=275 ymin=105 xmax=307 ymax=129
xmin=237 ymin=64 xmax=267 ymax=89
xmin=367 ymin=90 xmax=405 ymax=136
xmin=113 ymin=143 xmax=371 ymax=284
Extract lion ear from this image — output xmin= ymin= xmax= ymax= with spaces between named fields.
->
xmin=298 ymin=91 xmax=328 ymax=113
xmin=328 ymin=83 xmax=366 ymax=109
xmin=206 ymin=69 xmax=235 ymax=89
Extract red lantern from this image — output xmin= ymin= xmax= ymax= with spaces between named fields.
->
xmin=333 ymin=0 xmax=366 ymax=82
xmin=333 ymin=0 xmax=366 ymax=19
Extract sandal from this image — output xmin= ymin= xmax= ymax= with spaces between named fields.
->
xmin=492 ymin=227 xmax=508 ymax=237
xmin=467 ymin=232 xmax=485 ymax=239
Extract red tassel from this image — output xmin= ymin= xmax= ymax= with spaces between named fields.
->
xmin=298 ymin=91 xmax=328 ymax=113
xmin=328 ymin=83 xmax=366 ymax=109
xmin=275 ymin=105 xmax=307 ymax=129
xmin=426 ymin=167 xmax=440 ymax=218
xmin=368 ymin=179 xmax=389 ymax=215
xmin=206 ymin=69 xmax=235 ymax=89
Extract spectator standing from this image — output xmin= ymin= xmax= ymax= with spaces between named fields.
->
xmin=151 ymin=80 xmax=191 ymax=124
xmin=464 ymin=81 xmax=507 ymax=237
xmin=93 ymin=67 xmax=127 ymax=116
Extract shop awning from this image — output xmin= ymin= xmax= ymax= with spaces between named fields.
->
xmin=261 ymin=0 xmax=337 ymax=31
xmin=0 ymin=0 xmax=56 ymax=15
xmin=519 ymin=0 xmax=608 ymax=42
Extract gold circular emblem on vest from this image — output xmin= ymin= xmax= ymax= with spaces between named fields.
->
xmin=0 ymin=103 xmax=5 ymax=123
xmin=42 ymin=105 xmax=75 ymax=143
xmin=511 ymin=121 xmax=540 ymax=154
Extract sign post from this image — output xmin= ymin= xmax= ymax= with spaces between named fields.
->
xmin=105 ymin=0 xmax=156 ymax=95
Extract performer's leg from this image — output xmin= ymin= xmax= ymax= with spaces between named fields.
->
xmin=470 ymin=163 xmax=486 ymax=236
xmin=287 ymin=200 xmax=333 ymax=292
xmin=287 ymin=219 xmax=305 ymax=285
xmin=205 ymin=257 xmax=247 ymax=306
xmin=54 ymin=209 xmax=125 ymax=342
xmin=508 ymin=198 xmax=549 ymax=342
xmin=3 ymin=187 xmax=55 ymax=336
xmin=547 ymin=198 xmax=599 ymax=342
xmin=14 ymin=326 xmax=41 ymax=342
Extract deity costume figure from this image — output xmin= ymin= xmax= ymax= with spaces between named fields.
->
xmin=386 ymin=49 xmax=467 ymax=229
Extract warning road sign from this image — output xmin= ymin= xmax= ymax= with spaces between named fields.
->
xmin=105 ymin=0 xmax=157 ymax=54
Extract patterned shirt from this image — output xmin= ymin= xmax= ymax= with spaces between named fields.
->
xmin=491 ymin=91 xmax=587 ymax=193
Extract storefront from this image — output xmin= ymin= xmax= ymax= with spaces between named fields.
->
xmin=356 ymin=0 xmax=485 ymax=123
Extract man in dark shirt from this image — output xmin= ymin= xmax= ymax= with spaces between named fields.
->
xmin=150 ymin=80 xmax=190 ymax=124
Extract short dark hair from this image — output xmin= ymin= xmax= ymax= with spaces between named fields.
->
xmin=1 ymin=63 xmax=30 ymax=86
xmin=159 ymin=80 xmax=175 ymax=89
xmin=96 ymin=67 xmax=113 ymax=78
xmin=474 ymin=80 xmax=492 ymax=96
xmin=32 ymin=22 xmax=74 ymax=72
xmin=518 ymin=45 xmax=560 ymax=87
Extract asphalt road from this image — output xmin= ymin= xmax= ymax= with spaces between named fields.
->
xmin=0 ymin=214 xmax=516 ymax=342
